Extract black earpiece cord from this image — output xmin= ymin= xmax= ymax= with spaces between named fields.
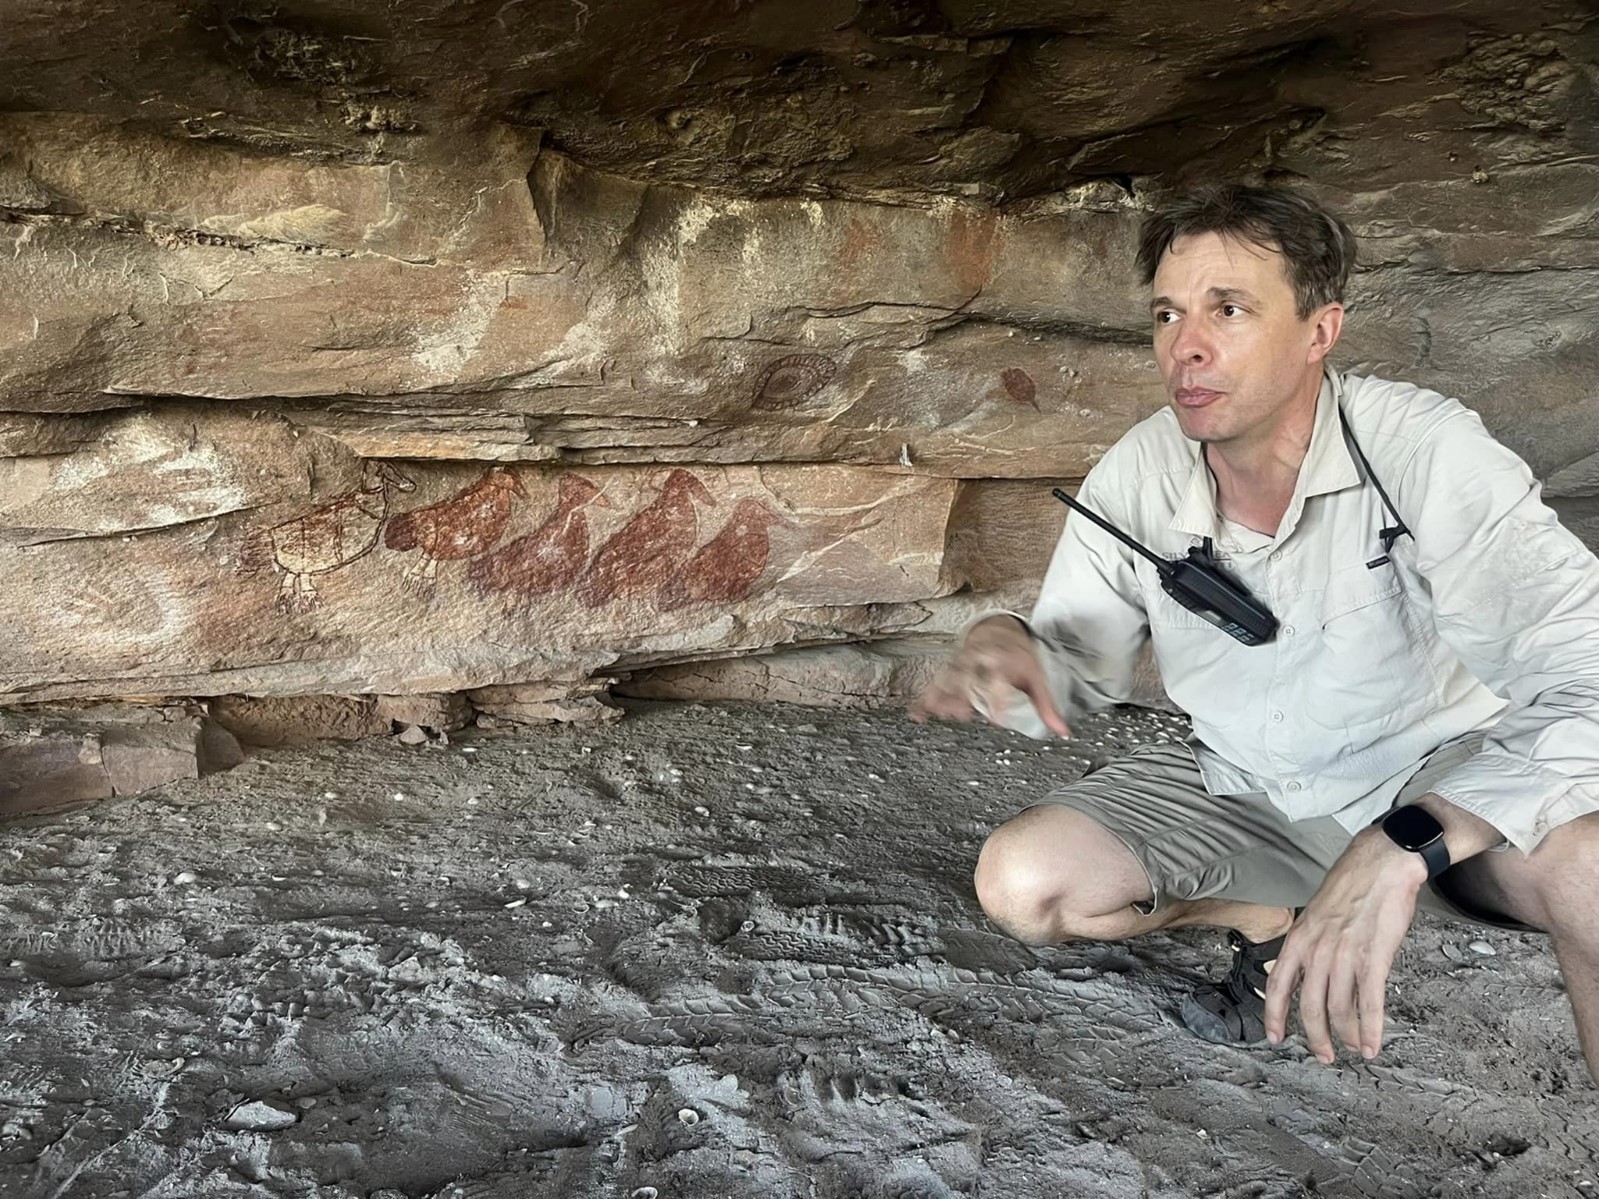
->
xmin=1338 ymin=406 xmax=1412 ymax=553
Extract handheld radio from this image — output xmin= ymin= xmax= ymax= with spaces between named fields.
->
xmin=1051 ymin=488 xmax=1279 ymax=646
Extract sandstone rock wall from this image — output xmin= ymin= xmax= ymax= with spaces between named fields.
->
xmin=1 ymin=2 xmax=1594 ymax=709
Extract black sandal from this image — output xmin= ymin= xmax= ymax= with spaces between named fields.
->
xmin=1178 ymin=916 xmax=1296 ymax=1045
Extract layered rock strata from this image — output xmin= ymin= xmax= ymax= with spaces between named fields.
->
xmin=1 ymin=1 xmax=1594 ymax=721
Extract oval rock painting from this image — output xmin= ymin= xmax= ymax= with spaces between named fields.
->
xmin=751 ymin=353 xmax=838 ymax=411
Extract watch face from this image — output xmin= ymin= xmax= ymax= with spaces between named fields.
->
xmin=1384 ymin=805 xmax=1445 ymax=852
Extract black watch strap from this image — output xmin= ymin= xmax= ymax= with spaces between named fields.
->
xmin=1416 ymin=836 xmax=1450 ymax=881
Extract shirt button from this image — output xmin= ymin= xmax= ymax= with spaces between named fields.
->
xmin=1286 ymin=780 xmax=1302 ymax=792
xmin=1271 ymin=710 xmax=1285 ymax=722
xmin=1283 ymin=625 xmax=1295 ymax=636
xmin=1269 ymin=550 xmax=1282 ymax=562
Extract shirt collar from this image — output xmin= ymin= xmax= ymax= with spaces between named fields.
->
xmin=1169 ymin=368 xmax=1361 ymax=539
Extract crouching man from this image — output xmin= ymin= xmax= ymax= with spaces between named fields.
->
xmin=912 ymin=183 xmax=1599 ymax=1077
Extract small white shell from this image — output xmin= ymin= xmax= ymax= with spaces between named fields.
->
xmin=631 ymin=1189 xmax=659 ymax=1199
xmin=677 ymin=1108 xmax=700 ymax=1126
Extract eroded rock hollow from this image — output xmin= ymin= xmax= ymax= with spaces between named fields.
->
xmin=2 ymin=0 xmax=1596 ymax=726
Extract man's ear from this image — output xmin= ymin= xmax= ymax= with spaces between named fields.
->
xmin=1307 ymin=303 xmax=1345 ymax=364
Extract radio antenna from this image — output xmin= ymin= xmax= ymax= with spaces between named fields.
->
xmin=1051 ymin=488 xmax=1174 ymax=577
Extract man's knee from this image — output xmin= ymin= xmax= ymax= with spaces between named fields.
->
xmin=974 ymin=806 xmax=1147 ymax=945
xmin=1516 ymin=814 xmax=1599 ymax=938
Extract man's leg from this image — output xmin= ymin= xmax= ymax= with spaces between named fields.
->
xmin=974 ymin=803 xmax=1295 ymax=946
xmin=972 ymin=740 xmax=1348 ymax=1043
xmin=1436 ymin=810 xmax=1599 ymax=1079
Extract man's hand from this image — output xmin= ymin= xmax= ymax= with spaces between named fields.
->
xmin=908 ymin=615 xmax=1071 ymax=736
xmin=1265 ymin=829 xmax=1428 ymax=1062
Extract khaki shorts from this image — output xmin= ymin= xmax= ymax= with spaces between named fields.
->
xmin=1034 ymin=734 xmax=1528 ymax=930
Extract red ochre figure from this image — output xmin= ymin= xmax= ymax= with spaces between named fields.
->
xmin=658 ymin=497 xmax=784 ymax=611
xmin=578 ymin=469 xmax=716 ymax=608
xmin=263 ymin=460 xmax=416 ymax=615
xmin=384 ymin=466 xmax=527 ymax=595
xmin=1001 ymin=367 xmax=1041 ymax=410
xmin=466 ymin=473 xmax=610 ymax=602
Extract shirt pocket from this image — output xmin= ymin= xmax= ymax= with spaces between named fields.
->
xmin=1306 ymin=565 xmax=1430 ymax=734
xmin=1142 ymin=565 xmax=1238 ymax=707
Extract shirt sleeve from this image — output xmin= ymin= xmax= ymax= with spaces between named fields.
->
xmin=1403 ymin=408 xmax=1599 ymax=852
xmin=976 ymin=463 xmax=1152 ymax=738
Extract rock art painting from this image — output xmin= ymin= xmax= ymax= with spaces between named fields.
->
xmin=658 ymin=497 xmax=785 ymax=611
xmin=467 ymin=473 xmax=610 ymax=603
xmin=251 ymin=463 xmax=795 ymax=621
xmin=751 ymin=353 xmax=837 ymax=411
xmin=384 ymin=466 xmax=527 ymax=596
xmin=260 ymin=461 xmax=416 ymax=615
xmin=577 ymin=469 xmax=716 ymax=608
xmin=1000 ymin=367 xmax=1040 ymax=410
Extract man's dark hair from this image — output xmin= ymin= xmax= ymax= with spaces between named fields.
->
xmin=1135 ymin=184 xmax=1358 ymax=319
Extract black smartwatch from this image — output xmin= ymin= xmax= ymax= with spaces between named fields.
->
xmin=1378 ymin=804 xmax=1450 ymax=880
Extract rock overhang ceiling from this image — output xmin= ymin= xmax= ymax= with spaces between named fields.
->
xmin=4 ymin=0 xmax=1594 ymax=201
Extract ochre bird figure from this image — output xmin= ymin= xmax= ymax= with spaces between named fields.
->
xmin=384 ymin=466 xmax=527 ymax=595
xmin=578 ymin=469 xmax=716 ymax=608
xmin=264 ymin=461 xmax=415 ymax=614
xmin=467 ymin=473 xmax=610 ymax=603
xmin=657 ymin=497 xmax=784 ymax=611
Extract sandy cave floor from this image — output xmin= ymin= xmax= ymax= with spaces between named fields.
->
xmin=1 ymin=701 xmax=1597 ymax=1199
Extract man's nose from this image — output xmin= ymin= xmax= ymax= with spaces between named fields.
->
xmin=1169 ymin=318 xmax=1211 ymax=366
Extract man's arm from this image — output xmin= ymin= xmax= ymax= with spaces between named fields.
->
xmin=912 ymin=466 xmax=1151 ymax=737
xmin=1264 ymin=790 xmax=1508 ymax=1063
xmin=1269 ymin=403 xmax=1599 ymax=1060
xmin=910 ymin=613 xmax=1073 ymax=736
xmin=1404 ymin=409 xmax=1599 ymax=851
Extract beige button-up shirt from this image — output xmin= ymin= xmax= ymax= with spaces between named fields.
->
xmin=998 ymin=367 xmax=1599 ymax=853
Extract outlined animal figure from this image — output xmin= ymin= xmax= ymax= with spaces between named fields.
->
xmin=384 ymin=466 xmax=527 ymax=595
xmin=577 ymin=469 xmax=716 ymax=608
xmin=467 ymin=473 xmax=610 ymax=603
xmin=262 ymin=460 xmax=416 ymax=615
xmin=751 ymin=353 xmax=837 ymax=411
xmin=657 ymin=497 xmax=785 ymax=611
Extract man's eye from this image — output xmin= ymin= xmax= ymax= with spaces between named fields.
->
xmin=1156 ymin=311 xmax=1178 ymax=324
xmin=1221 ymin=304 xmax=1243 ymax=317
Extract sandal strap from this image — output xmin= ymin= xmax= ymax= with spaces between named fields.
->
xmin=1227 ymin=925 xmax=1291 ymax=1001
xmin=1180 ymin=911 xmax=1300 ymax=1046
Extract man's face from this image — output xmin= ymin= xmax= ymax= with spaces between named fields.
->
xmin=1150 ymin=231 xmax=1334 ymax=447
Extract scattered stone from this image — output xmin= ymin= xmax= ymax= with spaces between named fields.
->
xmin=373 ymin=693 xmax=472 ymax=732
xmin=470 ymin=683 xmax=623 ymax=728
xmin=0 ymin=703 xmax=243 ymax=818
xmin=223 ymin=1099 xmax=300 ymax=1132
